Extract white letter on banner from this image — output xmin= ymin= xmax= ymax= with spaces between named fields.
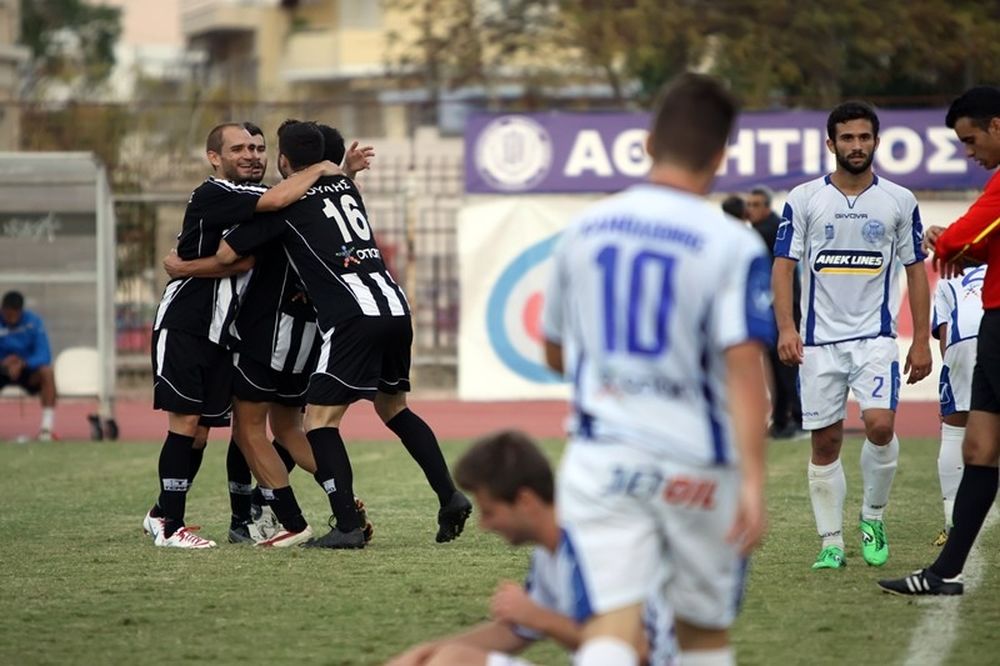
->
xmin=876 ymin=127 xmax=923 ymax=174
xmin=718 ymin=129 xmax=755 ymax=176
xmin=927 ymin=127 xmax=967 ymax=173
xmin=612 ymin=129 xmax=652 ymax=176
xmin=564 ymin=130 xmax=613 ymax=177
xmin=757 ymin=129 xmax=800 ymax=175
xmin=802 ymin=128 xmax=823 ymax=174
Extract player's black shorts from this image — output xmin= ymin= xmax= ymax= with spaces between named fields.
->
xmin=307 ymin=315 xmax=412 ymax=405
xmin=971 ymin=309 xmax=1000 ymax=414
xmin=232 ymin=352 xmax=310 ymax=407
xmin=0 ymin=363 xmax=44 ymax=395
xmin=152 ymin=328 xmax=233 ymax=418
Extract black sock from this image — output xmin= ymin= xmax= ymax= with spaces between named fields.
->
xmin=251 ymin=485 xmax=266 ymax=508
xmin=157 ymin=431 xmax=194 ymax=536
xmin=273 ymin=439 xmax=296 ymax=473
xmin=188 ymin=446 xmax=205 ymax=487
xmin=269 ymin=486 xmax=308 ymax=532
xmin=307 ymin=427 xmax=362 ymax=531
xmin=226 ymin=438 xmax=253 ymax=527
xmin=931 ymin=464 xmax=999 ymax=578
xmin=386 ymin=409 xmax=456 ymax=505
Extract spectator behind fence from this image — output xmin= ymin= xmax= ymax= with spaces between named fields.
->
xmin=747 ymin=185 xmax=803 ymax=439
xmin=0 ymin=291 xmax=56 ymax=440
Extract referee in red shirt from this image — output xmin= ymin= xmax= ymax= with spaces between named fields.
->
xmin=880 ymin=86 xmax=1000 ymax=596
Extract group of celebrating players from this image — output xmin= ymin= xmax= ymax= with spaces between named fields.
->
xmin=143 ymin=118 xmax=471 ymax=551
xmin=142 ymin=78 xmax=1000 ymax=665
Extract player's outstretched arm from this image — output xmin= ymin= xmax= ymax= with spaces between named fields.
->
xmin=255 ymin=160 xmax=342 ymax=212
xmin=771 ymin=257 xmax=803 ymax=365
xmin=491 ymin=580 xmax=581 ymax=651
xmin=724 ymin=341 xmax=769 ymax=556
xmin=904 ymin=260 xmax=932 ymax=384
xmin=385 ymin=622 xmax=527 ymax=666
xmin=163 ymin=249 xmax=254 ymax=278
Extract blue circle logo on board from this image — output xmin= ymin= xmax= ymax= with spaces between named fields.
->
xmin=485 ymin=233 xmax=564 ymax=383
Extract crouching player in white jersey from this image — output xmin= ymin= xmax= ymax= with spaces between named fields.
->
xmin=386 ymin=431 xmax=676 ymax=666
xmin=772 ymin=101 xmax=933 ymax=570
xmin=542 ymin=74 xmax=772 ymax=666
xmin=932 ymin=265 xmax=986 ymax=546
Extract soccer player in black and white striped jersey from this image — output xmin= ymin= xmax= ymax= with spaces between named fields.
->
xmin=144 ymin=122 xmax=342 ymax=549
xmin=164 ymin=124 xmax=377 ymax=547
xmin=217 ymin=121 xmax=472 ymax=549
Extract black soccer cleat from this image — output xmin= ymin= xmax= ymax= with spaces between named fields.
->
xmin=304 ymin=526 xmax=366 ymax=550
xmin=878 ymin=568 xmax=964 ymax=596
xmin=436 ymin=491 xmax=472 ymax=543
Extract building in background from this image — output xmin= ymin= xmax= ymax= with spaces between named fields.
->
xmin=90 ymin=0 xmax=197 ymax=101
xmin=0 ymin=0 xmax=29 ymax=150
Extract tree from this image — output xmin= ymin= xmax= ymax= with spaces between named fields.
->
xmin=20 ymin=0 xmax=122 ymax=99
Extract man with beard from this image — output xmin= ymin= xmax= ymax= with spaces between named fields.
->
xmin=144 ymin=122 xmax=340 ymax=548
xmin=772 ymin=101 xmax=932 ymax=570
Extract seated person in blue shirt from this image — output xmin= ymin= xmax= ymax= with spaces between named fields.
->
xmin=0 ymin=291 xmax=56 ymax=440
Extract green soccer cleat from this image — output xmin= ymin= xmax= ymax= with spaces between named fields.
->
xmin=859 ymin=519 xmax=889 ymax=566
xmin=811 ymin=545 xmax=847 ymax=570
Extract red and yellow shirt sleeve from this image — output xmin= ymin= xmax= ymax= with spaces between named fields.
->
xmin=936 ymin=171 xmax=1000 ymax=262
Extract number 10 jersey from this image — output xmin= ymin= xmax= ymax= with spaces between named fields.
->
xmin=542 ymin=184 xmax=774 ymax=467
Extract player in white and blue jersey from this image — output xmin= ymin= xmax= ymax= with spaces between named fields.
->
xmin=387 ymin=431 xmax=676 ymax=666
xmin=772 ymin=101 xmax=933 ymax=571
xmin=542 ymin=75 xmax=772 ymax=666
xmin=932 ymin=265 xmax=985 ymax=545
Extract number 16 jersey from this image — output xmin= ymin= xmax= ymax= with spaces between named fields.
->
xmin=223 ymin=174 xmax=409 ymax=331
xmin=542 ymin=184 xmax=774 ymax=467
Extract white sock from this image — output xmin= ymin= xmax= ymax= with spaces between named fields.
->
xmin=860 ymin=436 xmax=899 ymax=520
xmin=41 ymin=407 xmax=55 ymax=432
xmin=679 ymin=647 xmax=736 ymax=666
xmin=938 ymin=423 xmax=965 ymax=528
xmin=574 ymin=637 xmax=638 ymax=666
xmin=808 ymin=458 xmax=846 ymax=549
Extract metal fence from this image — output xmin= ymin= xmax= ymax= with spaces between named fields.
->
xmin=6 ymin=99 xmax=465 ymax=377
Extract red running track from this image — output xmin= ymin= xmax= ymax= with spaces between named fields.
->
xmin=0 ymin=395 xmax=942 ymax=443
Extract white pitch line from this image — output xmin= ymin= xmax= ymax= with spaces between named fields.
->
xmin=902 ymin=506 xmax=999 ymax=666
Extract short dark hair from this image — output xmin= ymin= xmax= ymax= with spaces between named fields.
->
xmin=454 ymin=430 xmax=554 ymax=504
xmin=648 ymin=72 xmax=737 ymax=172
xmin=1 ymin=291 xmax=24 ymax=310
xmin=277 ymin=120 xmax=325 ymax=171
xmin=749 ymin=185 xmax=773 ymax=206
xmin=721 ymin=195 xmax=745 ymax=219
xmin=317 ymin=124 xmax=346 ymax=164
xmin=205 ymin=121 xmax=263 ymax=154
xmin=946 ymin=86 xmax=1000 ymax=130
xmin=827 ymin=101 xmax=879 ymax=140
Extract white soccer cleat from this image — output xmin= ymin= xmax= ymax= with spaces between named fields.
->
xmin=154 ymin=526 xmax=217 ymax=549
xmin=36 ymin=429 xmax=54 ymax=442
xmin=142 ymin=510 xmax=165 ymax=542
xmin=256 ymin=525 xmax=314 ymax=549
xmin=251 ymin=505 xmax=281 ymax=540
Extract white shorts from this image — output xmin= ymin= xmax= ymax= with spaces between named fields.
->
xmin=940 ymin=339 xmax=977 ymax=416
xmin=486 ymin=653 xmax=535 ymax=666
xmin=556 ymin=439 xmax=746 ymax=630
xmin=800 ymin=337 xmax=899 ymax=430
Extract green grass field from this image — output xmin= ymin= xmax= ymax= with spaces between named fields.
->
xmin=1 ymin=436 xmax=998 ymax=665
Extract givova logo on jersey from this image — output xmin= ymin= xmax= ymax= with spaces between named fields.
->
xmin=812 ymin=249 xmax=884 ymax=275
xmin=485 ymin=233 xmax=563 ymax=383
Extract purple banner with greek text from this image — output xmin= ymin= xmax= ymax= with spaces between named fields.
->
xmin=465 ymin=110 xmax=990 ymax=193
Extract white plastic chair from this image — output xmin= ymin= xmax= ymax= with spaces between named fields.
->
xmin=53 ymin=346 xmax=100 ymax=398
